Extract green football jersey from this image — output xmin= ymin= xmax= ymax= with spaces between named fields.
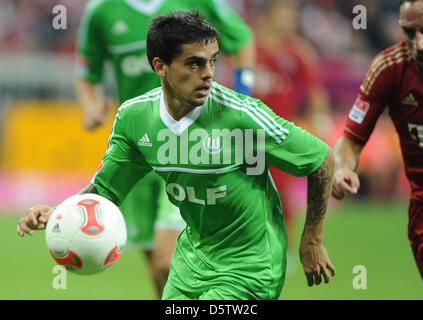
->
xmin=91 ymin=82 xmax=328 ymax=299
xmin=76 ymin=0 xmax=253 ymax=103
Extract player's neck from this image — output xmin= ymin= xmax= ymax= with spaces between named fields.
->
xmin=257 ymin=25 xmax=286 ymax=49
xmin=162 ymin=87 xmax=195 ymax=121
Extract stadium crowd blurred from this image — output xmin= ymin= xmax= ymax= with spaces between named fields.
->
xmin=0 ymin=0 xmax=409 ymax=211
xmin=0 ymin=0 xmax=401 ymax=55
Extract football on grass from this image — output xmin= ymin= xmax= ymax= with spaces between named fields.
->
xmin=45 ymin=193 xmax=127 ymax=275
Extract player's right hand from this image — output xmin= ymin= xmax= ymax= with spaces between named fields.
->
xmin=299 ymin=241 xmax=336 ymax=287
xmin=83 ymin=105 xmax=108 ymax=130
xmin=17 ymin=205 xmax=54 ymax=237
xmin=332 ymin=168 xmax=360 ymax=200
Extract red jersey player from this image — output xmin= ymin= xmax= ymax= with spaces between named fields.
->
xmin=332 ymin=0 xmax=423 ymax=278
xmin=251 ymin=0 xmax=331 ymax=256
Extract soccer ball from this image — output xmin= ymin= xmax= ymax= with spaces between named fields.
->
xmin=45 ymin=193 xmax=127 ymax=275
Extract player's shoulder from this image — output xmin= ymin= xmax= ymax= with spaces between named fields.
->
xmin=368 ymin=41 xmax=412 ymax=74
xmin=361 ymin=41 xmax=413 ymax=96
xmin=118 ymin=87 xmax=162 ymax=116
xmin=372 ymin=41 xmax=412 ymax=65
xmin=209 ymin=82 xmax=278 ymax=123
xmin=210 ymin=81 xmax=261 ymax=107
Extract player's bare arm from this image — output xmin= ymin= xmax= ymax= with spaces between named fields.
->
xmin=17 ymin=184 xmax=99 ymax=237
xmin=300 ymin=149 xmax=336 ymax=287
xmin=231 ymin=35 xmax=255 ymax=70
xmin=229 ymin=25 xmax=255 ymax=96
xmin=332 ymin=136 xmax=363 ymax=200
xmin=75 ymin=79 xmax=110 ymax=131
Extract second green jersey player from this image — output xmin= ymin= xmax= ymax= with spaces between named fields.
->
xmin=76 ymin=0 xmax=253 ymax=103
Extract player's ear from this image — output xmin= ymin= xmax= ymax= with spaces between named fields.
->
xmin=153 ymin=57 xmax=167 ymax=77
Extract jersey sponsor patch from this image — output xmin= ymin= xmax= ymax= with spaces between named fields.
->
xmin=349 ymin=97 xmax=370 ymax=124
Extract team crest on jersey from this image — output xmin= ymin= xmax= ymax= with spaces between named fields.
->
xmin=400 ymin=93 xmax=418 ymax=106
xmin=349 ymin=96 xmax=370 ymax=124
xmin=203 ymin=135 xmax=224 ymax=155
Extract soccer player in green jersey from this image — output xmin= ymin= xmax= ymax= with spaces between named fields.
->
xmin=18 ymin=11 xmax=335 ymax=299
xmin=75 ymin=0 xmax=255 ymax=297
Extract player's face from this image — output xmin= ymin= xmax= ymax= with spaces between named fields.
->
xmin=163 ymin=40 xmax=220 ymax=110
xmin=400 ymin=0 xmax=423 ymax=71
xmin=266 ymin=1 xmax=298 ymax=35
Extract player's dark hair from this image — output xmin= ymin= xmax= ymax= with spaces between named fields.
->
xmin=147 ymin=11 xmax=220 ymax=70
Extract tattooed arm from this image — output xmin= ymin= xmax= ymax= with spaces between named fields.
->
xmin=299 ymin=148 xmax=336 ymax=286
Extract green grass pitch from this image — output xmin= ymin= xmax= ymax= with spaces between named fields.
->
xmin=1 ymin=200 xmax=422 ymax=300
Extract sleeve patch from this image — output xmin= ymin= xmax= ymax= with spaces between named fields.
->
xmin=90 ymin=160 xmax=104 ymax=184
xmin=348 ymin=97 xmax=370 ymax=124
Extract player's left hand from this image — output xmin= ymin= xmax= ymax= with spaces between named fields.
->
xmin=299 ymin=240 xmax=336 ymax=286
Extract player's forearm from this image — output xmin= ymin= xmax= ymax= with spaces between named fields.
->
xmin=75 ymin=78 xmax=104 ymax=111
xmin=308 ymin=87 xmax=330 ymax=115
xmin=333 ymin=136 xmax=362 ymax=172
xmin=306 ymin=87 xmax=332 ymax=137
xmin=231 ymin=38 xmax=256 ymax=95
xmin=230 ymin=37 xmax=256 ymax=69
xmin=302 ymin=149 xmax=334 ymax=243
xmin=308 ymin=87 xmax=330 ymax=119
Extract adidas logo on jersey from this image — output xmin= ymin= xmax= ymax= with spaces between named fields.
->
xmin=401 ymin=93 xmax=418 ymax=106
xmin=112 ymin=20 xmax=129 ymax=35
xmin=138 ymin=134 xmax=152 ymax=147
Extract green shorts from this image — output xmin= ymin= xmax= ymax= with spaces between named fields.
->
xmin=162 ymin=239 xmax=285 ymax=300
xmin=119 ymin=171 xmax=186 ymax=250
xmin=162 ymin=279 xmax=265 ymax=300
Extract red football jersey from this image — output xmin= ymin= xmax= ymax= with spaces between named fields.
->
xmin=252 ymin=39 xmax=321 ymax=121
xmin=344 ymin=41 xmax=423 ymax=202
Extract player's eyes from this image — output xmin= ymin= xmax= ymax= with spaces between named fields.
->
xmin=403 ymin=27 xmax=416 ymax=39
xmin=210 ymin=57 xmax=218 ymax=66
xmin=186 ymin=59 xmax=201 ymax=69
xmin=189 ymin=62 xmax=200 ymax=69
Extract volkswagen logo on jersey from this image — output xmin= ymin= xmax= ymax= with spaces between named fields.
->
xmin=203 ymin=135 xmax=224 ymax=155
